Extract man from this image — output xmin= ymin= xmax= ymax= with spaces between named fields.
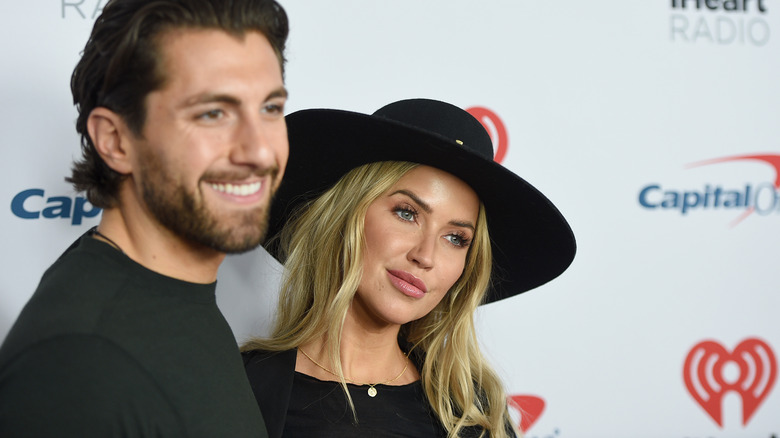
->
xmin=0 ymin=0 xmax=289 ymax=436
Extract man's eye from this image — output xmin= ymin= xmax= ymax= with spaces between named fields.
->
xmin=199 ymin=109 xmax=224 ymax=120
xmin=263 ymin=102 xmax=285 ymax=115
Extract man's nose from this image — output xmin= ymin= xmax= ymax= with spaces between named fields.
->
xmin=229 ymin=116 xmax=278 ymax=169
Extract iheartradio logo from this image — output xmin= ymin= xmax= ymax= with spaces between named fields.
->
xmin=683 ymin=338 xmax=777 ymax=427
xmin=507 ymin=394 xmax=545 ymax=433
xmin=466 ymin=107 xmax=508 ymax=164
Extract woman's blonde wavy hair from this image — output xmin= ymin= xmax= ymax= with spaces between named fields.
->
xmin=242 ymin=161 xmax=518 ymax=437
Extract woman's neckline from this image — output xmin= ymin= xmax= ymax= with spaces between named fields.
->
xmin=293 ymin=370 xmax=421 ymax=388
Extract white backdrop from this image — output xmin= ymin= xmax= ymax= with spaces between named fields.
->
xmin=1 ymin=1 xmax=778 ymax=437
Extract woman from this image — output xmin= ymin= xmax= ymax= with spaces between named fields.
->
xmin=242 ymin=99 xmax=575 ymax=437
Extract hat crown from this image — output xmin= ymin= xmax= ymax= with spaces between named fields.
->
xmin=372 ymin=99 xmax=494 ymax=161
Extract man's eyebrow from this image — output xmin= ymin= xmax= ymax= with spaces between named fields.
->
xmin=180 ymin=86 xmax=288 ymax=108
xmin=180 ymin=93 xmax=241 ymax=108
xmin=390 ymin=189 xmax=476 ymax=231
xmin=267 ymin=86 xmax=288 ymax=100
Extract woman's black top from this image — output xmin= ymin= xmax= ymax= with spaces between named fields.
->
xmin=282 ymin=372 xmax=447 ymax=437
xmin=242 ymin=349 xmax=511 ymax=437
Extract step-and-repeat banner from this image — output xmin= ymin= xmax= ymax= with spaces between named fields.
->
xmin=1 ymin=1 xmax=777 ymax=437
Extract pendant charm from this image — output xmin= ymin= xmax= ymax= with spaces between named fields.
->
xmin=367 ymin=386 xmax=377 ymax=397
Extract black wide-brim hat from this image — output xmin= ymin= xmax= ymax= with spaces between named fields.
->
xmin=265 ymin=98 xmax=576 ymax=303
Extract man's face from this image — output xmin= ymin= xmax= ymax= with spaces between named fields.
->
xmin=132 ymin=29 xmax=288 ymax=253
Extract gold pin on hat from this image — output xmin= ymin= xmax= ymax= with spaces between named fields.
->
xmin=456 ymin=140 xmax=464 ymax=145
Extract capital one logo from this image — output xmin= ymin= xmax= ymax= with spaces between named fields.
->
xmin=638 ymin=153 xmax=780 ymax=226
xmin=466 ymin=107 xmax=508 ymax=164
xmin=11 ymin=188 xmax=101 ymax=225
xmin=687 ymin=154 xmax=780 ymax=226
xmin=507 ymin=394 xmax=545 ymax=433
xmin=683 ymin=338 xmax=777 ymax=427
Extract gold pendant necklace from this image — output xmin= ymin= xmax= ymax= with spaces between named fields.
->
xmin=299 ymin=348 xmax=408 ymax=398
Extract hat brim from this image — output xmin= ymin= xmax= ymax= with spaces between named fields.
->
xmin=265 ymin=108 xmax=576 ymax=303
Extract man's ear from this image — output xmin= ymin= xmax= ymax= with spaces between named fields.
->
xmin=86 ymin=107 xmax=135 ymax=175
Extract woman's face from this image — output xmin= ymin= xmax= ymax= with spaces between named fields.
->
xmin=352 ymin=165 xmax=480 ymax=328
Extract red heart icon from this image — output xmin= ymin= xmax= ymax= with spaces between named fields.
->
xmin=683 ymin=338 xmax=777 ymax=427
xmin=466 ymin=106 xmax=508 ymax=164
xmin=507 ymin=395 xmax=545 ymax=433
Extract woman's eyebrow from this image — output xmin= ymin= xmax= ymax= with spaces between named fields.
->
xmin=391 ymin=189 xmax=431 ymax=213
xmin=450 ymin=220 xmax=475 ymax=232
xmin=391 ymin=189 xmax=475 ymax=231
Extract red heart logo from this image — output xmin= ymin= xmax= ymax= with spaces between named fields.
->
xmin=466 ymin=106 xmax=509 ymax=164
xmin=683 ymin=338 xmax=777 ymax=427
xmin=507 ymin=395 xmax=545 ymax=433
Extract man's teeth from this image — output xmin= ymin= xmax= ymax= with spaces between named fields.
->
xmin=210 ymin=182 xmax=262 ymax=196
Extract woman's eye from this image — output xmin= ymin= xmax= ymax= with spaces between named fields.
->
xmin=445 ymin=234 xmax=470 ymax=248
xmin=395 ymin=209 xmax=415 ymax=222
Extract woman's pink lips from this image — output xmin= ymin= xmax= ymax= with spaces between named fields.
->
xmin=387 ymin=270 xmax=427 ymax=298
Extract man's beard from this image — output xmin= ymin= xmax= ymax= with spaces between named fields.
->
xmin=139 ymin=156 xmax=278 ymax=254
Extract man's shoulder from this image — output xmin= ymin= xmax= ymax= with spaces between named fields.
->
xmin=32 ymin=233 xmax=133 ymax=311
xmin=0 ymin=334 xmax=184 ymax=437
xmin=38 ymin=233 xmax=130 ymax=292
xmin=0 ymin=237 xmax=136 ymax=359
xmin=0 ymin=333 xmax=168 ymax=390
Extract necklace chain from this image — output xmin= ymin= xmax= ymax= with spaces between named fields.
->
xmin=89 ymin=226 xmax=125 ymax=254
xmin=299 ymin=348 xmax=408 ymax=398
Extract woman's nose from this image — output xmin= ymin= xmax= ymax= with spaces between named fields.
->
xmin=407 ymin=234 xmax=435 ymax=269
